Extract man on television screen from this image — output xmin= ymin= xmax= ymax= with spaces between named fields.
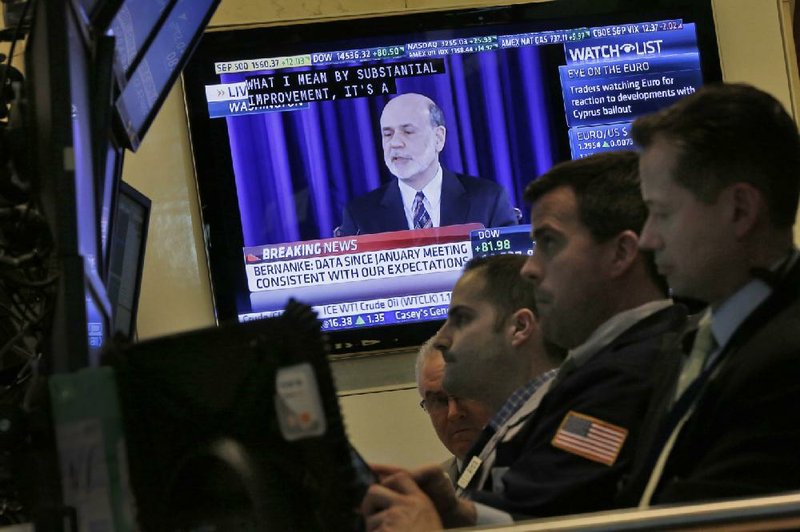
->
xmin=338 ymin=92 xmax=518 ymax=236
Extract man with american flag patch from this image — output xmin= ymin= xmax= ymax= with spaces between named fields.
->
xmin=361 ymin=151 xmax=690 ymax=529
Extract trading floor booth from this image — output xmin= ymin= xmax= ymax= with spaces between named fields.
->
xmin=124 ymin=0 xmax=800 ymax=528
xmin=3 ymin=0 xmax=799 ymax=529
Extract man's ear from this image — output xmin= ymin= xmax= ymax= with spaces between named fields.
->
xmin=607 ymin=229 xmax=640 ymax=278
xmin=509 ymin=308 xmax=536 ymax=347
xmin=725 ymin=182 xmax=763 ymax=240
xmin=435 ymin=126 xmax=446 ymax=153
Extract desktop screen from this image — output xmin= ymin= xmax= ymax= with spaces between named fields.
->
xmin=114 ymin=0 xmax=220 ymax=149
xmin=109 ymin=0 xmax=173 ymax=77
xmin=106 ymin=181 xmax=150 ymax=339
xmin=26 ymin=0 xmax=114 ymax=369
xmin=183 ymin=0 xmax=721 ymax=355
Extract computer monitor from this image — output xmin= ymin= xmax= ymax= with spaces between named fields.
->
xmin=114 ymin=0 xmax=220 ymax=150
xmin=25 ymin=0 xmax=112 ymax=370
xmin=182 ymin=0 xmax=722 ymax=356
xmin=103 ymin=300 xmax=367 ymax=530
xmin=99 ymin=142 xmax=124 ymax=267
xmin=73 ymin=0 xmax=124 ymax=34
xmin=108 ymin=0 xmax=175 ymax=79
xmin=106 ymin=180 xmax=150 ymax=339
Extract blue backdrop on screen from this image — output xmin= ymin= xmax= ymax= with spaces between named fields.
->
xmin=220 ymin=46 xmax=556 ymax=247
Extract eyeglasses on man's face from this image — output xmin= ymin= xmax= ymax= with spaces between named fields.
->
xmin=419 ymin=392 xmax=459 ymax=414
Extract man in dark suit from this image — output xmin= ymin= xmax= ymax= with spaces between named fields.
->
xmin=616 ymin=83 xmax=800 ymax=506
xmin=338 ymin=93 xmax=518 ymax=236
xmin=360 ymin=152 xmax=688 ymax=530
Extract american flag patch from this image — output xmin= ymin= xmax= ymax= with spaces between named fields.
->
xmin=551 ymin=411 xmax=628 ymax=466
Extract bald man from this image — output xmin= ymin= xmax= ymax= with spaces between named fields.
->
xmin=339 ymin=92 xmax=518 ymax=236
xmin=415 ymin=339 xmax=492 ymax=486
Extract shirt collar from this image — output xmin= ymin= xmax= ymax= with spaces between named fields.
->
xmin=488 ymin=368 xmax=558 ymax=431
xmin=707 ymin=250 xmax=798 ymax=354
xmin=709 ymin=279 xmax=771 ymax=356
xmin=565 ymin=299 xmax=674 ymax=371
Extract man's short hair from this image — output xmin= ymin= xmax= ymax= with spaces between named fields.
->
xmin=523 ymin=151 xmax=667 ymax=295
xmin=631 ymin=83 xmax=800 ymax=228
xmin=463 ymin=254 xmax=537 ymax=329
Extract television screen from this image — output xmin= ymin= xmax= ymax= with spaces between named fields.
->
xmin=183 ymin=0 xmax=721 ymax=356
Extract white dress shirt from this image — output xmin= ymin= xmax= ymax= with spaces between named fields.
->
xmin=397 ymin=165 xmax=443 ymax=230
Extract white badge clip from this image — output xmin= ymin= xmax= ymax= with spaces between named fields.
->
xmin=457 ymin=455 xmax=483 ymax=490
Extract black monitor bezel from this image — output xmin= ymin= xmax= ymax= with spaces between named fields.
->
xmin=182 ymin=0 xmax=722 ymax=357
xmin=102 ymin=302 xmax=365 ymax=530
xmin=71 ymin=0 xmax=125 ymax=34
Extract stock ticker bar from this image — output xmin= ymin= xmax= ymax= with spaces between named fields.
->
xmin=241 ymin=291 xmax=453 ymax=332
xmin=207 ymin=19 xmax=686 ymax=119
xmin=319 ymin=300 xmax=450 ymax=332
xmin=470 ymin=225 xmax=534 ymax=258
xmin=215 ymin=54 xmax=313 ymax=74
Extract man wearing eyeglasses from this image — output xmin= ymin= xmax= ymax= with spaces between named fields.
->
xmin=415 ymin=339 xmax=492 ymax=486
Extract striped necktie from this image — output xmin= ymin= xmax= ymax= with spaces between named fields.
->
xmin=412 ymin=191 xmax=432 ymax=229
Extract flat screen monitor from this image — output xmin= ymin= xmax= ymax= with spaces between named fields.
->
xmin=26 ymin=0 xmax=112 ymax=370
xmin=108 ymin=0 xmax=174 ymax=79
xmin=73 ymin=0 xmax=124 ymax=34
xmin=106 ymin=180 xmax=150 ymax=339
xmin=182 ymin=0 xmax=722 ymax=356
xmin=114 ymin=0 xmax=220 ymax=150
xmin=99 ymin=142 xmax=124 ymax=267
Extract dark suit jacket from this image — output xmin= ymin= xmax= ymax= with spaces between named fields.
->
xmin=617 ymin=256 xmax=800 ymax=506
xmin=470 ymin=304 xmax=688 ymax=518
xmin=338 ymin=169 xmax=518 ymax=236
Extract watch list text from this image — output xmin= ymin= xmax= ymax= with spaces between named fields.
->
xmin=567 ymin=39 xmax=664 ymax=63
